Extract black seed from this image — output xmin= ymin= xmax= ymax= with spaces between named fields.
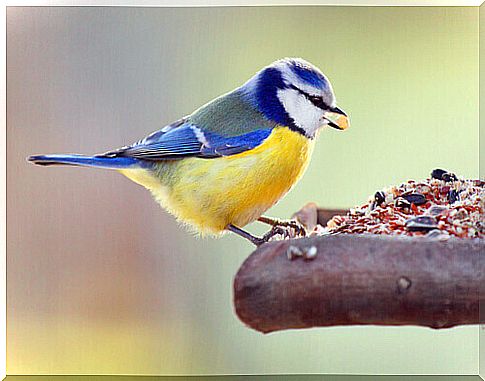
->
xmin=442 ymin=172 xmax=457 ymax=182
xmin=374 ymin=191 xmax=385 ymax=206
xmin=402 ymin=193 xmax=427 ymax=205
xmin=405 ymin=216 xmax=438 ymax=232
xmin=431 ymin=169 xmax=447 ymax=180
xmin=395 ymin=197 xmax=411 ymax=208
xmin=448 ymin=189 xmax=459 ymax=204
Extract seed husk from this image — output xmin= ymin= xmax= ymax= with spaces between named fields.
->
xmin=304 ymin=246 xmax=318 ymax=260
xmin=286 ymin=245 xmax=303 ymax=260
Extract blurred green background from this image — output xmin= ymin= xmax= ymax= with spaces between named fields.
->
xmin=7 ymin=6 xmax=479 ymax=375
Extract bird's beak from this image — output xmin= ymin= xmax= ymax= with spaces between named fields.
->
xmin=323 ymin=106 xmax=349 ymax=130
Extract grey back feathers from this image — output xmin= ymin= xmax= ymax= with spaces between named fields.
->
xmin=189 ymin=89 xmax=277 ymax=136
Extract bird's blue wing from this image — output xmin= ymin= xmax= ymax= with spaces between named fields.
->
xmin=101 ymin=117 xmax=273 ymax=160
xmin=199 ymin=128 xmax=273 ymax=157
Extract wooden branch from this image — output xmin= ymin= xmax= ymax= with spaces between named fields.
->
xmin=291 ymin=204 xmax=347 ymax=231
xmin=233 ymin=234 xmax=485 ymax=333
xmin=316 ymin=208 xmax=348 ymax=226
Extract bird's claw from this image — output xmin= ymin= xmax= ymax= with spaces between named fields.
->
xmin=253 ymin=226 xmax=287 ymax=246
xmin=254 ymin=221 xmax=306 ymax=246
xmin=270 ymin=219 xmax=307 ymax=238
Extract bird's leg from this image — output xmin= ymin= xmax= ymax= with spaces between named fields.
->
xmin=227 ymin=224 xmax=263 ymax=246
xmin=257 ymin=216 xmax=307 ymax=237
xmin=226 ymin=224 xmax=287 ymax=247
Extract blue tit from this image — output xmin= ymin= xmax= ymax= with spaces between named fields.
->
xmin=28 ymin=58 xmax=349 ymax=245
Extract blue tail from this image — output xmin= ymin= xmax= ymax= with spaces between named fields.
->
xmin=28 ymin=154 xmax=139 ymax=169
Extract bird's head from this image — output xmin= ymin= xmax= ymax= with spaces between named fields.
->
xmin=241 ymin=58 xmax=349 ymax=138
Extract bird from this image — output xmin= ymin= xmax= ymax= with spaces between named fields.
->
xmin=28 ymin=58 xmax=349 ymax=246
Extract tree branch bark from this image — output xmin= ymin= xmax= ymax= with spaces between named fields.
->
xmin=316 ymin=208 xmax=347 ymax=226
xmin=233 ymin=234 xmax=485 ymax=333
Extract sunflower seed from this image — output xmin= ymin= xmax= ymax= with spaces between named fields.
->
xmin=405 ymin=216 xmax=438 ymax=232
xmin=431 ymin=169 xmax=457 ymax=182
xmin=448 ymin=189 xmax=460 ymax=204
xmin=431 ymin=169 xmax=447 ymax=180
xmin=395 ymin=197 xmax=411 ymax=208
xmin=442 ymin=172 xmax=458 ymax=182
xmin=402 ymin=193 xmax=427 ymax=205
xmin=374 ymin=191 xmax=386 ymax=206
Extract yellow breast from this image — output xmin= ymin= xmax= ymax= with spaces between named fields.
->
xmin=120 ymin=126 xmax=315 ymax=235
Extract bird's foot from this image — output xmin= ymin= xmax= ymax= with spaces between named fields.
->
xmin=258 ymin=216 xmax=307 ymax=238
xmin=252 ymin=226 xmax=289 ymax=246
xmin=227 ymin=221 xmax=306 ymax=247
xmin=254 ymin=223 xmax=306 ymax=246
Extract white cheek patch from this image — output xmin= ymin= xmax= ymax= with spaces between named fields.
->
xmin=277 ymin=89 xmax=324 ymax=136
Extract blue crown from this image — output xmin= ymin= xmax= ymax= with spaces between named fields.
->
xmin=285 ymin=58 xmax=328 ymax=90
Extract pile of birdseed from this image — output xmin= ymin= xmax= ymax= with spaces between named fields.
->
xmin=318 ymin=169 xmax=484 ymax=239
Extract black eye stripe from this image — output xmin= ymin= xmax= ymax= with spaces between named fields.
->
xmin=288 ymin=85 xmax=328 ymax=110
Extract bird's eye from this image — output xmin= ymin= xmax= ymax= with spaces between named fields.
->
xmin=308 ymin=95 xmax=326 ymax=109
xmin=289 ymin=85 xmax=328 ymax=110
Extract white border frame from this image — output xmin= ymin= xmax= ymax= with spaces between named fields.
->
xmin=2 ymin=1 xmax=483 ymax=380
